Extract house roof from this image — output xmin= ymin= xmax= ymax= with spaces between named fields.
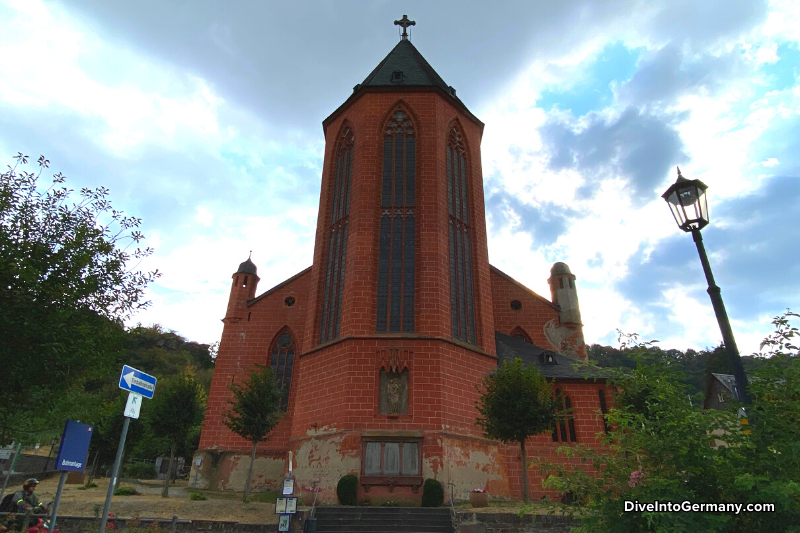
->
xmin=494 ymin=331 xmax=605 ymax=380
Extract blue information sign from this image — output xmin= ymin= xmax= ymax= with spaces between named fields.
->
xmin=55 ymin=420 xmax=93 ymax=472
xmin=118 ymin=365 xmax=157 ymax=399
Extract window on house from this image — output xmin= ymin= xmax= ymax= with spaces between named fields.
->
xmin=376 ymin=108 xmax=415 ymax=333
xmin=320 ymin=125 xmax=353 ymax=343
xmin=552 ymin=389 xmax=577 ymax=443
xmin=270 ymin=329 xmax=295 ymax=410
xmin=598 ymin=389 xmax=610 ymax=434
xmin=362 ymin=439 xmax=420 ymax=477
xmin=447 ymin=125 xmax=476 ymax=344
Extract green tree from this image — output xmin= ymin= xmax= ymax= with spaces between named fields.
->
xmin=0 ymin=153 xmax=159 ymax=444
xmin=476 ymin=358 xmax=556 ymax=503
xmin=223 ymin=364 xmax=283 ymax=502
xmin=146 ymin=373 xmax=206 ymax=497
xmin=538 ymin=312 xmax=800 ymax=533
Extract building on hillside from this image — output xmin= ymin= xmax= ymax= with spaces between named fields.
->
xmin=192 ymin=16 xmax=610 ymax=503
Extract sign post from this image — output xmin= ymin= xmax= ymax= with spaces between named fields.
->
xmin=99 ymin=366 xmax=157 ymax=533
xmin=49 ymin=420 xmax=94 ymax=533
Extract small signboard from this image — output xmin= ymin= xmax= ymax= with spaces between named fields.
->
xmin=124 ymin=392 xmax=143 ymax=419
xmin=118 ymin=365 xmax=157 ymax=399
xmin=54 ymin=420 xmax=93 ymax=472
xmin=0 ymin=449 xmax=11 ymax=460
xmin=282 ymin=478 xmax=294 ymax=495
xmin=274 ymin=498 xmax=297 ymax=514
xmin=277 ymin=515 xmax=290 ymax=532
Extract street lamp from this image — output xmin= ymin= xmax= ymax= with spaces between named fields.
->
xmin=662 ymin=167 xmax=751 ymax=404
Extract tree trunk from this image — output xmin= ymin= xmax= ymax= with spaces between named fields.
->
xmin=520 ymin=439 xmax=530 ymax=504
xmin=243 ymin=442 xmax=257 ymax=502
xmin=86 ymin=449 xmax=99 ymax=486
xmin=162 ymin=441 xmax=177 ymax=498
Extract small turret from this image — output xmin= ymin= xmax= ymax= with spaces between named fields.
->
xmin=547 ymin=262 xmax=587 ymax=360
xmin=548 ymin=262 xmax=581 ymax=325
xmin=224 ymin=255 xmax=260 ymax=322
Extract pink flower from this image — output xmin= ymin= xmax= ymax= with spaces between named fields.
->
xmin=628 ymin=470 xmax=648 ymax=488
xmin=470 ymin=488 xmax=487 ymax=493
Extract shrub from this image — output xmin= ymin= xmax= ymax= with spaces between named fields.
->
xmin=113 ymin=486 xmax=139 ymax=496
xmin=336 ymin=474 xmax=358 ymax=506
xmin=421 ymin=478 xmax=444 ymax=507
xmin=190 ymin=492 xmax=207 ymax=501
xmin=124 ymin=462 xmax=156 ymax=479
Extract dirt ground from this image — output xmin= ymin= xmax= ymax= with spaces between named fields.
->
xmin=29 ymin=477 xmax=280 ymax=525
xmin=25 ymin=476 xmax=560 ymax=524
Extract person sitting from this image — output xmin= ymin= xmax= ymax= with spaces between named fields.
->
xmin=12 ymin=479 xmax=47 ymax=515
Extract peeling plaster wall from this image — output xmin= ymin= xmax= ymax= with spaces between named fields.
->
xmin=441 ymin=434 xmax=510 ymax=502
xmin=288 ymin=432 xmax=361 ymax=505
xmin=188 ymin=450 xmax=285 ymax=492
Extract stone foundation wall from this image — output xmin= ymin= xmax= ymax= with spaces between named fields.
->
xmin=456 ymin=512 xmax=579 ymax=533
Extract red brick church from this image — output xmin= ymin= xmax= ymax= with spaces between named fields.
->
xmin=192 ymin=17 xmax=610 ymax=503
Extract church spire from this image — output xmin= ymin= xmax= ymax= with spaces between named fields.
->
xmin=394 ymin=14 xmax=415 ymax=40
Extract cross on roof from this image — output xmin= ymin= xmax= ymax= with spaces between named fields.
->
xmin=394 ymin=14 xmax=415 ymax=40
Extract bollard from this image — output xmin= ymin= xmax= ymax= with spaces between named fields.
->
xmin=170 ymin=515 xmax=178 ymax=533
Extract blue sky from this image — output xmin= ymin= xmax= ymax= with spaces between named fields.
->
xmin=1 ymin=0 xmax=798 ymax=355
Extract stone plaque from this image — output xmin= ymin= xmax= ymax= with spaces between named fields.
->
xmin=379 ymin=369 xmax=409 ymax=415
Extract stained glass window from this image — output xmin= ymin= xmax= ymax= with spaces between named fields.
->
xmin=447 ymin=126 xmax=475 ymax=344
xmin=377 ymin=108 xmax=415 ymax=333
xmin=320 ymin=126 xmax=353 ymax=343
xmin=270 ymin=329 xmax=295 ymax=410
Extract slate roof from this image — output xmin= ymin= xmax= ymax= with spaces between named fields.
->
xmin=360 ymin=38 xmax=452 ymax=91
xmin=237 ymin=257 xmax=257 ymax=275
xmin=709 ymin=373 xmax=747 ymax=401
xmin=323 ymin=38 xmax=483 ymax=132
xmin=494 ymin=331 xmax=606 ymax=380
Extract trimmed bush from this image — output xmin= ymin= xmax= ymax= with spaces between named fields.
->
xmin=113 ymin=486 xmax=139 ymax=496
xmin=337 ymin=474 xmax=358 ymax=506
xmin=421 ymin=478 xmax=444 ymax=507
xmin=190 ymin=492 xmax=207 ymax=501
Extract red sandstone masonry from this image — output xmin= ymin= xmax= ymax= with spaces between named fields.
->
xmin=198 ymin=83 xmax=613 ymax=501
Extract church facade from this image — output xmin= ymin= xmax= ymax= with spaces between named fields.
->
xmin=192 ymin=20 xmax=609 ymax=503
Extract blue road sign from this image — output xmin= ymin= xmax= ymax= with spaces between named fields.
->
xmin=55 ymin=420 xmax=93 ymax=472
xmin=118 ymin=365 xmax=157 ymax=399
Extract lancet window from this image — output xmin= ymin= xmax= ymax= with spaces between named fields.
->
xmin=552 ymin=389 xmax=577 ymax=443
xmin=447 ymin=125 xmax=476 ymax=344
xmin=270 ymin=329 xmax=296 ymax=410
xmin=320 ymin=126 xmax=353 ymax=343
xmin=376 ymin=108 xmax=415 ymax=333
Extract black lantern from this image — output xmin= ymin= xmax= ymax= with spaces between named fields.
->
xmin=661 ymin=166 xmax=750 ymax=404
xmin=661 ymin=167 xmax=709 ymax=232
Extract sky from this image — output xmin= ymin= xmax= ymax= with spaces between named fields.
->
xmin=1 ymin=0 xmax=798 ymax=356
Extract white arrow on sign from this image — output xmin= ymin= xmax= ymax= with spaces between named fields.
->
xmin=123 ymin=371 xmax=155 ymax=392
xmin=124 ymin=392 xmax=143 ymax=419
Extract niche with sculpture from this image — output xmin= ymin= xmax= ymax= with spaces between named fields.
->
xmin=379 ymin=369 xmax=409 ymax=416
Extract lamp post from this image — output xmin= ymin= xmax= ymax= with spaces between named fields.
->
xmin=662 ymin=167 xmax=751 ymax=404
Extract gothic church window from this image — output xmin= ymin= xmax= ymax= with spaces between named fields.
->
xmin=376 ymin=108 xmax=415 ymax=333
xmin=447 ymin=125 xmax=476 ymax=344
xmin=320 ymin=125 xmax=353 ymax=343
xmin=552 ymin=388 xmax=577 ymax=443
xmin=270 ymin=329 xmax=296 ymax=410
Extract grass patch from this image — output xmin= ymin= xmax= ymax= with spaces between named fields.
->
xmin=190 ymin=492 xmax=207 ymax=501
xmin=246 ymin=490 xmax=279 ymax=504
